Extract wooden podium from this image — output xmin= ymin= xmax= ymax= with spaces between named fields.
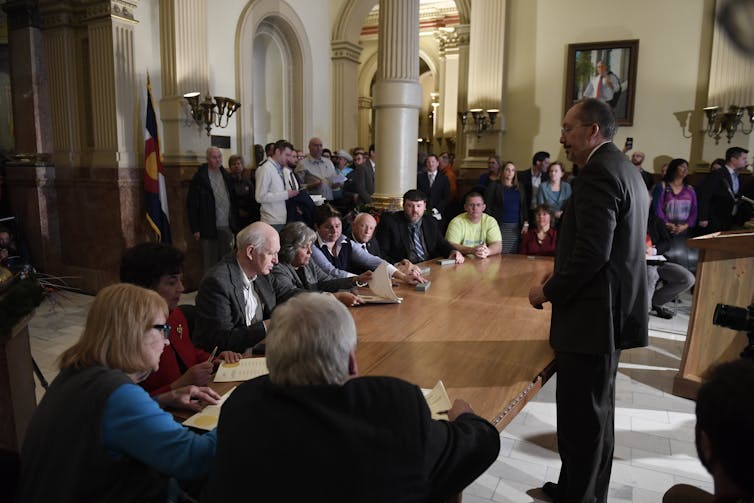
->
xmin=673 ymin=231 xmax=754 ymax=399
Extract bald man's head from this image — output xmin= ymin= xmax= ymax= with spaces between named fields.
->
xmin=352 ymin=213 xmax=377 ymax=244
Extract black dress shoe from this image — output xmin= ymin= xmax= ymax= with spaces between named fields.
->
xmin=542 ymin=481 xmax=558 ymax=501
xmin=652 ymin=305 xmax=675 ymax=319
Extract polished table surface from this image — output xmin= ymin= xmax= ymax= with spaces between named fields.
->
xmin=352 ymin=254 xmax=555 ymax=430
xmin=183 ymin=254 xmax=556 ymax=431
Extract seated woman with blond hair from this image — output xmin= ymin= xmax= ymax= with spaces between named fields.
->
xmin=17 ymin=283 xmax=220 ymax=503
xmin=519 ymin=204 xmax=558 ymax=256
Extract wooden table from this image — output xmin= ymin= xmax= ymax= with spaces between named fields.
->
xmin=353 ymin=254 xmax=555 ymax=430
xmin=179 ymin=255 xmax=556 ymax=431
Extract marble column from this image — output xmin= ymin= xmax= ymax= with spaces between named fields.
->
xmin=3 ymin=0 xmax=53 ymax=155
xmin=437 ymin=24 xmax=469 ymax=159
xmin=39 ymin=3 xmax=83 ymax=168
xmin=464 ymin=1 xmax=505 ymax=170
xmin=2 ymin=0 xmax=61 ymax=275
xmin=372 ymin=0 xmax=421 ymax=209
xmin=331 ymin=40 xmax=363 ymax=151
xmin=357 ymin=96 xmax=373 ymax=152
xmin=158 ymin=0 xmax=209 ymax=164
xmin=81 ymin=0 xmax=139 ymax=168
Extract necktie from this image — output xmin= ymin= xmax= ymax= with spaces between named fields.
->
xmin=732 ymin=172 xmax=740 ymax=194
xmin=596 ymin=76 xmax=602 ymax=98
xmin=429 ymin=173 xmax=435 ymax=188
xmin=412 ymin=226 xmax=425 ymax=261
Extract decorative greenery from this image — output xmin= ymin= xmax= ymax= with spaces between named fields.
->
xmin=0 ymin=266 xmax=44 ymax=338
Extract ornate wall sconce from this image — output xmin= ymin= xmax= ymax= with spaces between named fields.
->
xmin=703 ymin=105 xmax=753 ymax=144
xmin=458 ymin=108 xmax=499 ymax=138
xmin=184 ymin=92 xmax=241 ymax=136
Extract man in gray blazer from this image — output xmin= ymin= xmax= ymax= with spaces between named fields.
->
xmin=529 ymin=98 xmax=649 ymax=503
xmin=194 ymin=222 xmax=280 ymax=353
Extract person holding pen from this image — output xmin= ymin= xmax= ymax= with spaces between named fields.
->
xmin=120 ymin=242 xmax=241 ymax=396
xmin=17 ymin=284 xmax=221 ymax=502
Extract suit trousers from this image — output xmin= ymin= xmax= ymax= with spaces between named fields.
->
xmin=647 ymin=262 xmax=695 ymax=310
xmin=555 ymin=349 xmax=621 ymax=503
xmin=200 ymin=227 xmax=234 ymax=273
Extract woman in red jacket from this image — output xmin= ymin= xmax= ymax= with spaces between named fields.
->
xmin=519 ymin=204 xmax=558 ymax=256
xmin=120 ymin=242 xmax=241 ymax=395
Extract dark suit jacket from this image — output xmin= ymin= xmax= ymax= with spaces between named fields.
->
xmin=203 ymin=375 xmax=499 ymax=503
xmin=351 ymin=162 xmax=375 ymax=204
xmin=517 ymin=168 xmax=547 ymax=213
xmin=193 ymin=254 xmax=276 ymax=353
xmin=349 ymin=234 xmax=382 ymax=274
xmin=270 ymin=261 xmax=354 ymax=302
xmin=697 ymin=167 xmax=745 ymax=232
xmin=186 ymin=164 xmax=239 ymax=238
xmin=543 ymin=142 xmax=649 ymax=354
xmin=376 ymin=211 xmax=455 ymax=264
xmin=417 ymin=171 xmax=451 ymax=219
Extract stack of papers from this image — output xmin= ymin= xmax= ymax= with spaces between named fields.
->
xmin=362 ymin=262 xmax=403 ymax=304
xmin=421 ymin=380 xmax=451 ymax=421
xmin=182 ymin=387 xmax=236 ymax=431
xmin=214 ymin=358 xmax=269 ymax=383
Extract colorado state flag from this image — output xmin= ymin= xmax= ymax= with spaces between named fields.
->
xmin=144 ymin=75 xmax=171 ymax=244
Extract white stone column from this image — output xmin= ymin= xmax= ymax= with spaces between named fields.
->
xmin=372 ymin=0 xmax=421 ymax=208
xmin=437 ymin=24 xmax=469 ymax=159
xmin=158 ymin=0 xmax=209 ymax=164
xmin=331 ymin=40 xmax=362 ymax=151
xmin=82 ymin=0 xmax=138 ymax=168
xmin=358 ymin=96 xmax=373 ymax=151
xmin=464 ymin=1 xmax=505 ymax=169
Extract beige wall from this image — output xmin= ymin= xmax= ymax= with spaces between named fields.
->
xmin=502 ymin=0 xmax=719 ymax=174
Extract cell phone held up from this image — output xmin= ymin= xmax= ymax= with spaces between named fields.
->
xmin=625 ymin=137 xmax=634 ymax=150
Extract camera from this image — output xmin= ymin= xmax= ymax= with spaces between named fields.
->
xmin=713 ymin=303 xmax=754 ymax=332
xmin=713 ymin=303 xmax=754 ymax=359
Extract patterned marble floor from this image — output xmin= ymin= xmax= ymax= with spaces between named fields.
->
xmin=27 ymin=291 xmax=711 ymax=502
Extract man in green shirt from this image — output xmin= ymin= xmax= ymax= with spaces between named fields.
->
xmin=445 ymin=191 xmax=502 ymax=259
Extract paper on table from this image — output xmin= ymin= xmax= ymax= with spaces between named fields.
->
xmin=182 ymin=386 xmax=236 ymax=431
xmin=645 ymin=254 xmax=667 ymax=262
xmin=214 ymin=358 xmax=269 ymax=383
xmin=421 ymin=380 xmax=451 ymax=421
xmin=363 ymin=262 xmax=402 ymax=303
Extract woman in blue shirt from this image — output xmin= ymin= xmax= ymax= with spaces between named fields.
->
xmin=17 ymin=283 xmax=220 ymax=503
xmin=484 ymin=161 xmax=529 ymax=253
xmin=537 ymin=161 xmax=572 ymax=226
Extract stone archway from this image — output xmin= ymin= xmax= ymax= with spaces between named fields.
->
xmin=236 ymin=0 xmax=312 ymax=159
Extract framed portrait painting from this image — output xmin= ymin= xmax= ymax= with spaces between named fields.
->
xmin=565 ymin=40 xmax=639 ymax=126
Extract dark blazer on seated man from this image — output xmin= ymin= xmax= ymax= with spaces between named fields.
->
xmin=193 ymin=254 xmax=275 ymax=353
xmin=376 ymin=190 xmax=462 ymax=265
xmin=193 ymin=222 xmax=281 ymax=353
xmin=202 ymin=292 xmax=498 ymax=503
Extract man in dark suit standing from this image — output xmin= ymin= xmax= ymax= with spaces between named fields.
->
xmin=529 ymin=98 xmax=649 ymax=503
xmin=376 ymin=189 xmax=464 ymax=265
xmin=697 ymin=146 xmax=750 ymax=233
xmin=417 ymin=154 xmax=451 ymax=225
xmin=203 ymin=292 xmax=500 ymax=502
xmin=194 ymin=222 xmax=280 ymax=353
xmin=351 ymin=150 xmax=375 ymax=205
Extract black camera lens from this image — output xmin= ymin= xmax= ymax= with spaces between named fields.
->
xmin=713 ymin=304 xmax=752 ymax=332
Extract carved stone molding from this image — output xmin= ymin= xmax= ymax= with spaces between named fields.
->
xmin=81 ymin=0 xmax=138 ymax=23
xmin=436 ymin=24 xmax=469 ymax=54
xmin=331 ymin=39 xmax=362 ymax=64
xmin=2 ymin=1 xmax=42 ymax=30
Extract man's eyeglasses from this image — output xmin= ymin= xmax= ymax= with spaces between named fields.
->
xmin=560 ymin=124 xmax=593 ymax=135
xmin=152 ymin=324 xmax=171 ymax=340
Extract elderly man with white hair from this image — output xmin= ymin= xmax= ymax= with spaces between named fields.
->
xmin=193 ymin=221 xmax=280 ymax=354
xmin=204 ymin=292 xmax=500 ymax=502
